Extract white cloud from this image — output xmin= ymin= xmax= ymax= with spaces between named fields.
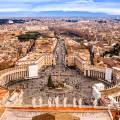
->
xmin=66 ymin=0 xmax=94 ymax=4
xmin=0 ymin=0 xmax=119 ymax=15
xmin=32 ymin=1 xmax=120 ymax=15
xmin=0 ymin=8 xmax=26 ymax=12
xmin=0 ymin=0 xmax=61 ymax=3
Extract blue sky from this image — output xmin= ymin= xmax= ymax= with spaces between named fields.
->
xmin=0 ymin=0 xmax=120 ymax=16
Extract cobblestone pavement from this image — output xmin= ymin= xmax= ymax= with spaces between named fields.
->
xmin=7 ymin=66 xmax=103 ymax=105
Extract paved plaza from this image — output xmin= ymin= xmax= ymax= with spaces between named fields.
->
xmin=6 ymin=38 xmax=107 ymax=106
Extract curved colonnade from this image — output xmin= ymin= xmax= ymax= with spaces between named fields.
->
xmin=65 ymin=55 xmax=120 ymax=83
xmin=0 ymin=66 xmax=28 ymax=86
xmin=0 ymin=54 xmax=56 ymax=87
xmin=65 ymin=55 xmax=120 ymax=104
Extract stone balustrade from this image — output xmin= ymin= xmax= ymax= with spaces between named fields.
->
xmin=5 ymin=92 xmax=120 ymax=109
xmin=5 ymin=94 xmax=94 ymax=108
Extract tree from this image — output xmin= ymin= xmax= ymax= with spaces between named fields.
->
xmin=47 ymin=75 xmax=54 ymax=89
xmin=18 ymin=32 xmax=40 ymax=42
xmin=103 ymin=43 xmax=120 ymax=57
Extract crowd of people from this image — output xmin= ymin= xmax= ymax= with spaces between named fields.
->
xmin=6 ymin=39 xmax=105 ymax=106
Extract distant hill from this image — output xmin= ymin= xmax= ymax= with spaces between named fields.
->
xmin=0 ymin=11 xmax=120 ymax=18
xmin=38 ymin=11 xmax=108 ymax=17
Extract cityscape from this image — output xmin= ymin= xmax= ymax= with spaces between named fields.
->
xmin=0 ymin=0 xmax=120 ymax=120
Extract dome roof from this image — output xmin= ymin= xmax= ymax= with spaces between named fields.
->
xmin=32 ymin=113 xmax=80 ymax=120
